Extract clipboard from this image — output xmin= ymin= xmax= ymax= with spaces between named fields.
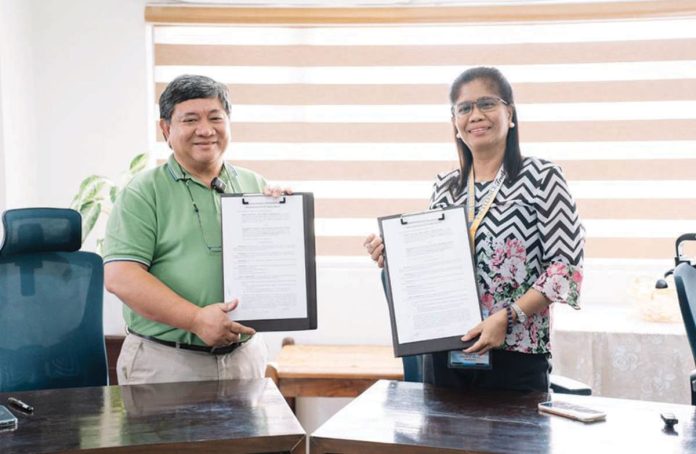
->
xmin=378 ymin=206 xmax=482 ymax=357
xmin=220 ymin=192 xmax=317 ymax=331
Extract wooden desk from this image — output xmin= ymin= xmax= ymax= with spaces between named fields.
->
xmin=270 ymin=344 xmax=403 ymax=399
xmin=0 ymin=378 xmax=305 ymax=453
xmin=311 ymin=380 xmax=696 ymax=453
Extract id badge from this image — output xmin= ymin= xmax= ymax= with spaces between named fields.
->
xmin=447 ymin=308 xmax=492 ymax=369
xmin=448 ymin=350 xmax=492 ymax=369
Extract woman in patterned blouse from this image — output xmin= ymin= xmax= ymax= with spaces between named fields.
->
xmin=364 ymin=67 xmax=585 ymax=391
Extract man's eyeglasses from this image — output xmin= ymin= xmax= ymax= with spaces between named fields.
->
xmin=452 ymin=96 xmax=508 ymax=117
xmin=183 ymin=180 xmax=222 ymax=253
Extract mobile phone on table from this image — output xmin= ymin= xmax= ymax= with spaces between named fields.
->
xmin=0 ymin=405 xmax=18 ymax=431
xmin=538 ymin=400 xmax=606 ymax=423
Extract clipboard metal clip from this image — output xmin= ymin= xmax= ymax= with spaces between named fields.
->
xmin=400 ymin=211 xmax=445 ymax=225
xmin=242 ymin=196 xmax=287 ymax=205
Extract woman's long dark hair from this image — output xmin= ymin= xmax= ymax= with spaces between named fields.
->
xmin=448 ymin=67 xmax=522 ymax=196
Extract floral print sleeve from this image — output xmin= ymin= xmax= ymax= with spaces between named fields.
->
xmin=531 ymin=165 xmax=585 ymax=309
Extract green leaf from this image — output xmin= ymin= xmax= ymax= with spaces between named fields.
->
xmin=70 ymin=175 xmax=100 ymax=209
xmin=109 ymin=185 xmax=120 ymax=204
xmin=120 ymin=153 xmax=148 ymax=189
xmin=129 ymin=153 xmax=148 ymax=173
xmin=72 ymin=176 xmax=112 ymax=210
xmin=69 ymin=152 xmax=148 ymax=251
xmin=95 ymin=238 xmax=105 ymax=257
xmin=79 ymin=201 xmax=102 ymax=243
xmin=83 ymin=179 xmax=111 ymax=203
xmin=78 ymin=175 xmax=102 ymax=193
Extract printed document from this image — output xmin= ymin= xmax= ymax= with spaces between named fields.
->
xmin=221 ymin=195 xmax=308 ymax=321
xmin=381 ymin=208 xmax=481 ymax=344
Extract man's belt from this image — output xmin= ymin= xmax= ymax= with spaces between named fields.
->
xmin=127 ymin=329 xmax=243 ymax=355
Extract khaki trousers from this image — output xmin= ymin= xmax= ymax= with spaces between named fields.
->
xmin=116 ymin=333 xmax=268 ymax=385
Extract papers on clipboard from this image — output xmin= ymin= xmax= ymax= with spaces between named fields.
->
xmin=379 ymin=207 xmax=482 ymax=357
xmin=220 ymin=193 xmax=317 ymax=331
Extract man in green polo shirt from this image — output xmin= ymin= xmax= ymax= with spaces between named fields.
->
xmin=104 ymin=74 xmax=286 ymax=384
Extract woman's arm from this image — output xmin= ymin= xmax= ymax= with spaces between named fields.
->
xmin=462 ymin=288 xmax=550 ymax=355
xmin=531 ymin=164 xmax=585 ymax=308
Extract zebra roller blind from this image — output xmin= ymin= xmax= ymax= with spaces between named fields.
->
xmin=148 ymin=3 xmax=696 ymax=260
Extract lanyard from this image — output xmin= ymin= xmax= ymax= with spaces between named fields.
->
xmin=467 ymin=165 xmax=506 ymax=246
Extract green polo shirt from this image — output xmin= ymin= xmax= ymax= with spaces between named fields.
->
xmin=103 ymin=154 xmax=267 ymax=345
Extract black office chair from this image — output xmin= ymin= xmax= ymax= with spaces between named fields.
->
xmin=672 ymin=234 xmax=696 ymax=405
xmin=0 ymin=208 xmax=108 ymax=392
xmin=381 ymin=270 xmax=591 ymax=395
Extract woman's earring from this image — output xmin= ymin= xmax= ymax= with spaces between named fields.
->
xmin=509 ymin=122 xmax=515 ymax=128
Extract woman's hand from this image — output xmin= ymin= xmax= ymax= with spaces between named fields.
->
xmin=263 ymin=186 xmax=293 ymax=197
xmin=461 ymin=308 xmax=508 ymax=355
xmin=363 ymin=233 xmax=385 ymax=268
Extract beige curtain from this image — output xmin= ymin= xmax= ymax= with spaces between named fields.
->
xmin=148 ymin=3 xmax=696 ymax=260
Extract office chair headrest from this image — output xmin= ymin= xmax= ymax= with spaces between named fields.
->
xmin=0 ymin=208 xmax=82 ymax=257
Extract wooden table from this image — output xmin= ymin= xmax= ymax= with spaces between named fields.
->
xmin=311 ymin=380 xmax=696 ymax=453
xmin=269 ymin=344 xmax=403 ymax=401
xmin=0 ymin=378 xmax=305 ymax=453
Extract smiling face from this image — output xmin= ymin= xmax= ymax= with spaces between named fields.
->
xmin=452 ymin=78 xmax=513 ymax=156
xmin=159 ymin=97 xmax=230 ymax=176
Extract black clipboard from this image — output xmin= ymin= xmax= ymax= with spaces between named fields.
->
xmin=378 ymin=206 xmax=482 ymax=357
xmin=220 ymin=192 xmax=317 ymax=331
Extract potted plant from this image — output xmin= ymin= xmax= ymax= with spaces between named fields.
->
xmin=70 ymin=153 xmax=148 ymax=253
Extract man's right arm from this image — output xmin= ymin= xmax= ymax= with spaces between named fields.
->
xmin=104 ymin=261 xmax=254 ymax=346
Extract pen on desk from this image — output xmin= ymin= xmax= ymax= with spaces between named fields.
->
xmin=8 ymin=397 xmax=34 ymax=413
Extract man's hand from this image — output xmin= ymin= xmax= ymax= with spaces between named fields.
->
xmin=190 ymin=299 xmax=256 ymax=347
xmin=263 ymin=186 xmax=293 ymax=197
xmin=363 ymin=233 xmax=385 ymax=268
xmin=461 ymin=309 xmax=508 ymax=355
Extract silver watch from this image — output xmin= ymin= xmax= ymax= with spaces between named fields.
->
xmin=510 ymin=303 xmax=527 ymax=324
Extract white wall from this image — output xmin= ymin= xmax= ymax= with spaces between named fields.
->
xmin=0 ymin=0 xmax=40 ymax=212
xmin=32 ymin=0 xmax=152 ymax=209
xmin=0 ymin=0 xmax=151 ymax=208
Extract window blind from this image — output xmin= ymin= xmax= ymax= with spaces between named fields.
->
xmin=149 ymin=5 xmax=696 ymax=260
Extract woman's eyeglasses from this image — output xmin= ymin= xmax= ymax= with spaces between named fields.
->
xmin=452 ymin=96 xmax=508 ymax=117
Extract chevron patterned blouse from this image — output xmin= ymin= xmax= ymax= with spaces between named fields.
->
xmin=429 ymin=157 xmax=585 ymax=354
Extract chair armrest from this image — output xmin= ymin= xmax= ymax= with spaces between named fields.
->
xmin=690 ymin=369 xmax=696 ymax=406
xmin=549 ymin=374 xmax=592 ymax=396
